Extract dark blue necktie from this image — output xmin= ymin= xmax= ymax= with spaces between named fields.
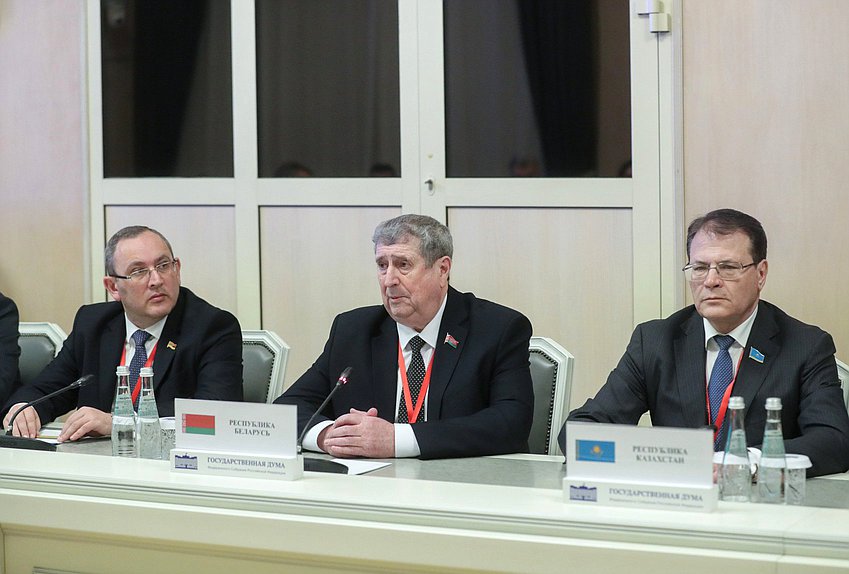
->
xmin=708 ymin=334 xmax=735 ymax=450
xmin=129 ymin=329 xmax=150 ymax=407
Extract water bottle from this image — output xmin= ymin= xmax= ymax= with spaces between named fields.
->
xmin=137 ymin=367 xmax=162 ymax=459
xmin=111 ymin=366 xmax=136 ymax=457
xmin=757 ymin=397 xmax=786 ymax=504
xmin=721 ymin=396 xmax=751 ymax=502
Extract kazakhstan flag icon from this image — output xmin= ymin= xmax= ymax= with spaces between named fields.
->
xmin=576 ymin=440 xmax=616 ymax=463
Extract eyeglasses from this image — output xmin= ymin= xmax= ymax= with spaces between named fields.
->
xmin=110 ymin=259 xmax=178 ymax=283
xmin=682 ymin=261 xmax=756 ymax=282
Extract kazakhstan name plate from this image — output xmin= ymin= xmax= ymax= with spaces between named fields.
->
xmin=563 ymin=422 xmax=717 ymax=512
xmin=170 ymin=398 xmax=302 ymax=480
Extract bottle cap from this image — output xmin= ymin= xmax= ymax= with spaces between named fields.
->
xmin=728 ymin=396 xmax=745 ymax=409
xmin=765 ymin=397 xmax=782 ymax=409
xmin=116 ymin=366 xmax=129 ymax=375
xmin=140 ymin=367 xmax=154 ymax=377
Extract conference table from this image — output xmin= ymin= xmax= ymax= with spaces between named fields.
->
xmin=0 ymin=438 xmax=848 ymax=574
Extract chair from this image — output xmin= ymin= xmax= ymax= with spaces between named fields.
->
xmin=528 ymin=336 xmax=574 ymax=455
xmin=241 ymin=330 xmax=289 ymax=403
xmin=18 ymin=322 xmax=67 ymax=385
xmin=836 ymin=358 xmax=849 ymax=413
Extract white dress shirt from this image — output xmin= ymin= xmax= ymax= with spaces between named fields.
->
xmin=122 ymin=315 xmax=167 ymax=371
xmin=703 ymin=305 xmax=758 ymax=391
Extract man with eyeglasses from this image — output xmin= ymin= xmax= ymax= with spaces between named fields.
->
xmin=561 ymin=209 xmax=849 ymax=477
xmin=2 ymin=226 xmax=243 ymax=441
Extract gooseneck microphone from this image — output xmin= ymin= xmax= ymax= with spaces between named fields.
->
xmin=0 ymin=374 xmax=95 ymax=451
xmin=297 ymin=367 xmax=352 ymax=453
xmin=297 ymin=367 xmax=352 ymax=475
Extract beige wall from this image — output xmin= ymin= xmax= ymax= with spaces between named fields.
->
xmin=0 ymin=0 xmax=86 ymax=332
xmin=104 ymin=206 xmax=238 ymax=311
xmin=448 ymin=208 xmax=634 ymax=411
xmin=682 ymin=0 xmax=849 ymax=360
xmin=260 ymin=206 xmax=400 ymax=387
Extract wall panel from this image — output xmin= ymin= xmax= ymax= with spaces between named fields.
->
xmin=448 ymin=208 xmax=634 ymax=410
xmin=683 ymin=1 xmax=849 ymax=359
xmin=260 ymin=206 xmax=400 ymax=388
xmin=105 ymin=206 xmax=237 ymax=313
xmin=0 ymin=0 xmax=86 ymax=332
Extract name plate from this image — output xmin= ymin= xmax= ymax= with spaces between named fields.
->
xmin=562 ymin=422 xmax=717 ymax=512
xmin=170 ymin=398 xmax=302 ymax=480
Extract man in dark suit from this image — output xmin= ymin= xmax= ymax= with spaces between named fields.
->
xmin=274 ymin=214 xmax=533 ymax=459
xmin=2 ymin=226 xmax=243 ymax=441
xmin=0 ymin=292 xmax=21 ymax=407
xmin=562 ymin=209 xmax=849 ymax=477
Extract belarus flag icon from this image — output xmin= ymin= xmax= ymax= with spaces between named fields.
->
xmin=183 ymin=413 xmax=216 ymax=435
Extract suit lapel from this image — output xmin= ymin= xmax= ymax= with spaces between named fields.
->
xmin=372 ymin=315 xmax=400 ymax=420
xmin=428 ymin=289 xmax=467 ymax=421
xmin=674 ymin=310 xmax=709 ymax=426
xmin=734 ymin=302 xmax=778 ymax=409
xmin=99 ymin=314 xmax=126 ymax=408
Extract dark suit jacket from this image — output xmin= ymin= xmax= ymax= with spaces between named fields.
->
xmin=2 ymin=287 xmax=243 ymax=424
xmin=563 ymin=300 xmax=849 ymax=477
xmin=0 ymin=292 xmax=21 ymax=407
xmin=275 ymin=287 xmax=534 ymax=459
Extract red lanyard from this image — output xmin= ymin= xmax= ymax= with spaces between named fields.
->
xmin=397 ymin=341 xmax=434 ymax=423
xmin=706 ymin=351 xmax=745 ymax=439
xmin=119 ymin=341 xmax=159 ymax=404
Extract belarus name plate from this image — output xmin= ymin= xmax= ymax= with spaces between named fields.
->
xmin=170 ymin=398 xmax=303 ymax=480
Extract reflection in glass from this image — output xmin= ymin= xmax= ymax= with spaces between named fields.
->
xmin=256 ymin=1 xmax=400 ymax=178
xmin=101 ymin=0 xmax=233 ymax=177
xmin=444 ymin=1 xmax=631 ymax=178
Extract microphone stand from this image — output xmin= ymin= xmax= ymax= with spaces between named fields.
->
xmin=0 ymin=375 xmax=95 ymax=452
xmin=298 ymin=367 xmax=351 ymax=474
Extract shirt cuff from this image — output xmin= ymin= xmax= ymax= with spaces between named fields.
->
xmin=301 ymin=420 xmax=334 ymax=453
xmin=393 ymin=423 xmax=421 ymax=458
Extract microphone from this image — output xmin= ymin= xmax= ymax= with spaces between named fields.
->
xmin=297 ymin=367 xmax=351 ymax=453
xmin=0 ymin=374 xmax=95 ymax=451
xmin=297 ymin=367 xmax=352 ymax=475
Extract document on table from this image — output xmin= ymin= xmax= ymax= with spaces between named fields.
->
xmin=35 ymin=426 xmax=61 ymax=444
xmin=333 ymin=459 xmax=391 ymax=475
xmin=36 ymin=425 xmax=109 ymax=445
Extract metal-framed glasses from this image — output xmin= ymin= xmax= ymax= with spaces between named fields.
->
xmin=110 ymin=259 xmax=178 ymax=283
xmin=682 ymin=261 xmax=756 ymax=282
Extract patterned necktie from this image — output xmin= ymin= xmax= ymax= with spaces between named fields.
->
xmin=398 ymin=336 xmax=426 ymax=423
xmin=708 ymin=334 xmax=735 ymax=450
xmin=129 ymin=329 xmax=151 ymax=407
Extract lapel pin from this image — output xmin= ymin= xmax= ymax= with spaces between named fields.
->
xmin=167 ymin=341 xmax=177 ymax=351
xmin=444 ymin=333 xmax=459 ymax=348
xmin=748 ymin=347 xmax=765 ymax=363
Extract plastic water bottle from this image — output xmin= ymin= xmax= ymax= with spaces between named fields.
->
xmin=111 ymin=366 xmax=136 ymax=457
xmin=137 ymin=367 xmax=161 ymax=459
xmin=757 ymin=397 xmax=786 ymax=504
xmin=721 ymin=396 xmax=751 ymax=502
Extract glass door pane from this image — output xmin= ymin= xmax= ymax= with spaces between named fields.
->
xmin=100 ymin=0 xmax=233 ymax=177
xmin=256 ymin=0 xmax=401 ymax=178
xmin=443 ymin=0 xmax=630 ymax=178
